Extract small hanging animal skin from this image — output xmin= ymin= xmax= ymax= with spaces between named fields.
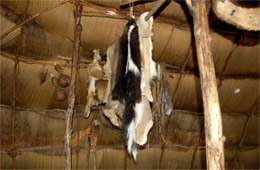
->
xmin=84 ymin=49 xmax=105 ymax=118
xmin=112 ymin=18 xmax=142 ymax=160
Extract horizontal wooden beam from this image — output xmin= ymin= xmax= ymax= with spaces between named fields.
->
xmin=81 ymin=11 xmax=127 ymax=20
xmin=0 ymin=104 xmax=255 ymax=120
xmin=1 ymin=52 xmax=259 ymax=80
xmin=2 ymin=144 xmax=258 ymax=155
xmin=120 ymin=0 xmax=156 ymax=9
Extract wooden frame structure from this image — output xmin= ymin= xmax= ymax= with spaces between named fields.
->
xmin=65 ymin=0 xmax=82 ymax=169
xmin=2 ymin=0 xmax=235 ymax=169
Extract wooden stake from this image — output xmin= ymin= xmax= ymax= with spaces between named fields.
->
xmin=10 ymin=28 xmax=23 ymax=170
xmin=86 ymin=131 xmax=91 ymax=170
xmin=64 ymin=0 xmax=82 ymax=169
xmin=10 ymin=1 xmax=30 ymax=168
xmin=192 ymin=0 xmax=225 ymax=169
xmin=75 ymin=66 xmax=82 ymax=170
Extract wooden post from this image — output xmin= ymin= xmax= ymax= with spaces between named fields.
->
xmin=10 ymin=1 xmax=30 ymax=169
xmin=64 ymin=0 xmax=82 ymax=169
xmin=10 ymin=27 xmax=23 ymax=170
xmin=192 ymin=0 xmax=225 ymax=169
xmin=86 ymin=132 xmax=91 ymax=169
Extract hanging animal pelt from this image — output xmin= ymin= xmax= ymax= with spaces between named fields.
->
xmin=137 ymin=12 xmax=158 ymax=102
xmin=103 ymin=40 xmax=125 ymax=127
xmin=83 ymin=49 xmax=105 ymax=118
xmin=112 ymin=18 xmax=142 ymax=160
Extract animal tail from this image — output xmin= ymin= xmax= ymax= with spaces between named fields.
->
xmin=123 ymin=101 xmax=138 ymax=160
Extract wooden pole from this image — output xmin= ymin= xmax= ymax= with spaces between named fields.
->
xmin=10 ymin=1 xmax=30 ymax=169
xmin=192 ymin=0 xmax=225 ymax=169
xmin=86 ymin=132 xmax=91 ymax=169
xmin=64 ymin=0 xmax=82 ymax=169
xmin=10 ymin=28 xmax=23 ymax=170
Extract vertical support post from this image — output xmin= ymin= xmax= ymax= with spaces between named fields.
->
xmin=192 ymin=0 xmax=225 ymax=169
xmin=65 ymin=0 xmax=82 ymax=169
xmin=86 ymin=131 xmax=91 ymax=169
xmin=10 ymin=1 xmax=30 ymax=169
xmin=11 ymin=29 xmax=23 ymax=170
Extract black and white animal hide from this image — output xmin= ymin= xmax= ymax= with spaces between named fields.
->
xmin=112 ymin=19 xmax=141 ymax=103
xmin=112 ymin=18 xmax=142 ymax=160
xmin=112 ymin=20 xmax=129 ymax=102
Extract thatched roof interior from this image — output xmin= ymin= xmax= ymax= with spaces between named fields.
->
xmin=0 ymin=0 xmax=259 ymax=169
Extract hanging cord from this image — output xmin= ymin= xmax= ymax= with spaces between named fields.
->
xmin=128 ymin=0 xmax=134 ymax=19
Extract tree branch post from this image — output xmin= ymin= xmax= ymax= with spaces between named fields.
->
xmin=192 ymin=0 xmax=225 ymax=169
xmin=64 ymin=1 xmax=82 ymax=169
xmin=10 ymin=1 xmax=30 ymax=168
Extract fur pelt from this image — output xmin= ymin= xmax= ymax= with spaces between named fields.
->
xmin=84 ymin=49 xmax=104 ymax=118
xmin=103 ymin=40 xmax=120 ymax=104
xmin=125 ymin=25 xmax=141 ymax=103
xmin=112 ymin=18 xmax=142 ymax=104
xmin=103 ymin=40 xmax=124 ymax=127
xmin=111 ymin=18 xmax=142 ymax=160
xmin=111 ymin=21 xmax=129 ymax=102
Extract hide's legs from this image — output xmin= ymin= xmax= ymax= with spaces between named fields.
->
xmin=103 ymin=73 xmax=111 ymax=104
xmin=103 ymin=107 xmax=119 ymax=127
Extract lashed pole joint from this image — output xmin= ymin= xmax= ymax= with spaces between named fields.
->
xmin=64 ymin=1 xmax=82 ymax=169
xmin=192 ymin=0 xmax=225 ymax=169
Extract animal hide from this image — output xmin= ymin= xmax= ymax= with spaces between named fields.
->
xmin=112 ymin=18 xmax=142 ymax=160
xmin=84 ymin=49 xmax=104 ymax=118
xmin=103 ymin=40 xmax=119 ymax=104
xmin=135 ymin=95 xmax=153 ymax=145
xmin=103 ymin=40 xmax=124 ymax=127
xmin=137 ymin=12 xmax=158 ymax=102
xmin=162 ymin=71 xmax=173 ymax=115
xmin=107 ymin=13 xmax=158 ymax=160
xmin=112 ymin=18 xmax=141 ymax=103
xmin=111 ymin=22 xmax=128 ymax=102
